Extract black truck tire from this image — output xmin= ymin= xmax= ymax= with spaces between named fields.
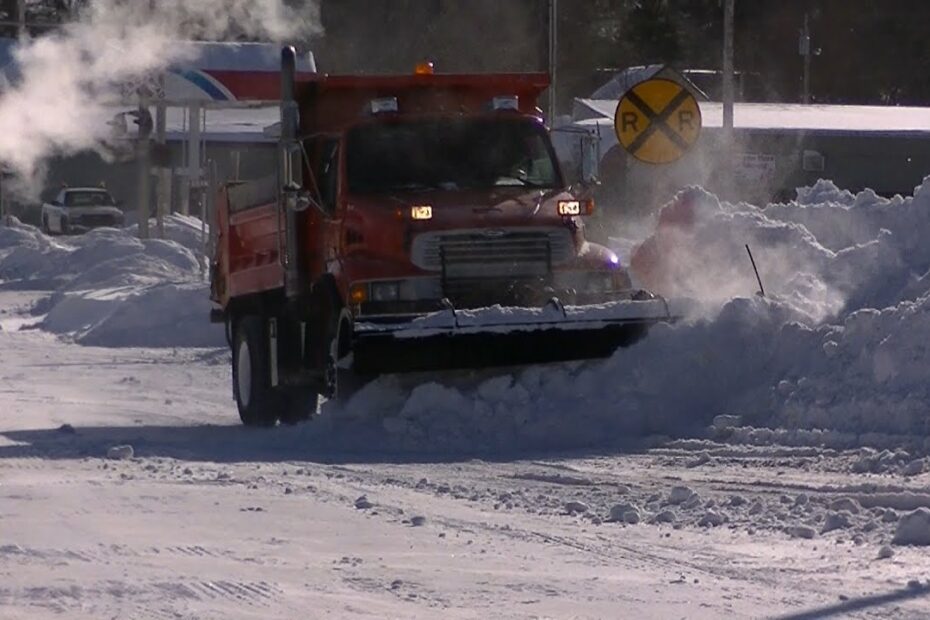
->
xmin=232 ymin=316 xmax=279 ymax=427
xmin=323 ymin=306 xmax=368 ymax=405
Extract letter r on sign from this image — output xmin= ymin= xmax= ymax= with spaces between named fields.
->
xmin=621 ymin=112 xmax=639 ymax=133
xmin=678 ymin=110 xmax=695 ymax=132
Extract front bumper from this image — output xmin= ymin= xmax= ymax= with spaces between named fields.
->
xmin=67 ymin=215 xmax=124 ymax=232
xmin=350 ymin=297 xmax=673 ymax=374
xmin=352 ymin=271 xmax=633 ymax=316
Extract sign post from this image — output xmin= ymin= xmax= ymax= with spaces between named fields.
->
xmin=548 ymin=0 xmax=558 ymax=123
xmin=614 ymin=78 xmax=702 ymax=165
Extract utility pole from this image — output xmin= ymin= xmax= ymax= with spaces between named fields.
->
xmin=721 ymin=0 xmax=736 ymax=198
xmin=181 ymin=103 xmax=203 ymax=216
xmin=154 ymin=73 xmax=167 ymax=238
xmin=800 ymin=12 xmax=811 ymax=104
xmin=135 ymin=101 xmax=152 ymax=239
xmin=547 ymin=0 xmax=557 ymax=124
xmin=16 ymin=0 xmax=24 ymax=39
xmin=722 ymin=0 xmax=735 ymax=140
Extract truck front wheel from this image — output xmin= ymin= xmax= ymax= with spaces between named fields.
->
xmin=323 ymin=307 xmax=366 ymax=405
xmin=232 ymin=316 xmax=279 ymax=427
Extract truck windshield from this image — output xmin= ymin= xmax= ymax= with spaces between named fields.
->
xmin=346 ymin=118 xmax=560 ymax=194
xmin=65 ymin=190 xmax=115 ymax=207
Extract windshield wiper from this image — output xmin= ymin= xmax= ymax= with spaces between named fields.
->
xmin=495 ymin=176 xmax=550 ymax=188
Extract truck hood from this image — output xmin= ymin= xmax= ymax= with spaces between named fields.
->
xmin=348 ymin=188 xmax=574 ymax=228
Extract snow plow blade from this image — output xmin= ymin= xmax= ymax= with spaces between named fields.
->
xmin=350 ymin=298 xmax=673 ymax=375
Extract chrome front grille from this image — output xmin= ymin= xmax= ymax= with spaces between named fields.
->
xmin=411 ymin=228 xmax=574 ymax=279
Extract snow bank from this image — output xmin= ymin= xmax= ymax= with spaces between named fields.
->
xmin=0 ymin=215 xmax=223 ymax=348
xmin=316 ymin=177 xmax=930 ymax=453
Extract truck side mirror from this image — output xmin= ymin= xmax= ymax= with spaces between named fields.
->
xmin=281 ymin=140 xmax=306 ymax=187
xmin=580 ymin=134 xmax=600 ymax=186
xmin=282 ymin=183 xmax=312 ymax=213
xmin=287 ymin=143 xmax=304 ymax=187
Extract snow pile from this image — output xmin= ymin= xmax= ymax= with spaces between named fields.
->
xmin=629 ymin=186 xmax=842 ymax=321
xmin=126 ymin=213 xmax=208 ymax=258
xmin=324 ymin=297 xmax=811 ymax=452
xmin=0 ymin=216 xmax=223 ymax=348
xmin=318 ymin=177 xmax=930 ymax=453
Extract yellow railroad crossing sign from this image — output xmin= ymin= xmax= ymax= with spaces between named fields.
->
xmin=614 ymin=78 xmax=702 ymax=164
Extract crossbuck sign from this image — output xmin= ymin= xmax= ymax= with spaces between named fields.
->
xmin=614 ymin=78 xmax=702 ymax=164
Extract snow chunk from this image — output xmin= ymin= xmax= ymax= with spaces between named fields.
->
xmin=564 ymin=501 xmax=589 ymax=514
xmin=829 ymin=498 xmax=861 ymax=514
xmin=892 ymin=508 xmax=930 ymax=546
xmin=622 ymin=509 xmax=641 ymax=524
xmin=712 ymin=414 xmax=742 ymax=430
xmin=106 ymin=445 xmax=134 ymax=460
xmin=698 ymin=511 xmax=726 ymax=527
xmin=787 ymin=525 xmax=817 ymax=540
xmin=654 ymin=510 xmax=676 ymax=524
xmin=668 ymin=486 xmax=696 ymax=505
xmin=608 ymin=502 xmax=638 ymax=522
xmin=903 ymin=459 xmax=926 ymax=477
xmin=821 ymin=511 xmax=852 ymax=534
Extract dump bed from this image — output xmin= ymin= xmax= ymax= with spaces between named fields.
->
xmin=211 ymin=177 xmax=283 ymax=307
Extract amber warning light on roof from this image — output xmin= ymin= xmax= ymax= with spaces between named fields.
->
xmin=414 ymin=62 xmax=435 ymax=76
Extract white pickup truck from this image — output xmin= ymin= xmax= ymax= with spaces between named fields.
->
xmin=40 ymin=187 xmax=125 ymax=235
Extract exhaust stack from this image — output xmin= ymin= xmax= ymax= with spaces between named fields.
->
xmin=280 ymin=46 xmax=303 ymax=300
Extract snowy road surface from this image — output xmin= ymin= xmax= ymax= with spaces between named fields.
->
xmin=2 ymin=290 xmax=930 ymax=619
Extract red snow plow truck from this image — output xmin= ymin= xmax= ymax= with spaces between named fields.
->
xmin=210 ymin=48 xmax=672 ymax=426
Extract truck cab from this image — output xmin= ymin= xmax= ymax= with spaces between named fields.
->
xmin=301 ymin=90 xmax=627 ymax=317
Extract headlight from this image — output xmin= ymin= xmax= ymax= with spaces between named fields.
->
xmin=558 ymin=200 xmax=581 ymax=216
xmin=370 ymin=281 xmax=400 ymax=302
xmin=558 ymin=199 xmax=595 ymax=216
xmin=410 ymin=205 xmax=433 ymax=220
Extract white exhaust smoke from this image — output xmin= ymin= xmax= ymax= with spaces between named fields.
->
xmin=0 ymin=0 xmax=320 ymax=194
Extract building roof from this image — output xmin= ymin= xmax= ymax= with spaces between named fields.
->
xmin=589 ymin=65 xmax=706 ymax=101
xmin=574 ymin=99 xmax=930 ymax=137
xmin=0 ymin=38 xmax=316 ymax=106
